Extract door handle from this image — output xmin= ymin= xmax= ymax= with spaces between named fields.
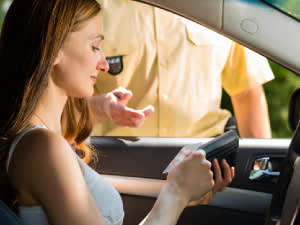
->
xmin=249 ymin=157 xmax=280 ymax=181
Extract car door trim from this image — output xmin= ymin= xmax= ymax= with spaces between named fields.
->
xmin=91 ymin=136 xmax=290 ymax=149
xmin=102 ymin=174 xmax=272 ymax=214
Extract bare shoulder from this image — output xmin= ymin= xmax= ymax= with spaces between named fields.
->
xmin=9 ymin=127 xmax=81 ymax=199
xmin=8 ymin=128 xmax=104 ymax=225
xmin=18 ymin=127 xmax=68 ymax=150
xmin=10 ymin=128 xmax=74 ymax=169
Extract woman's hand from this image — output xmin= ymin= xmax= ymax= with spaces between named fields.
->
xmin=189 ymin=158 xmax=235 ymax=206
xmin=140 ymin=149 xmax=233 ymax=225
xmin=166 ymin=148 xmax=214 ymax=206
xmin=212 ymin=159 xmax=234 ymax=193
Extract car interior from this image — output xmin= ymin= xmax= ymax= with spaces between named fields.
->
xmin=91 ymin=1 xmax=300 ymax=225
xmin=0 ymin=0 xmax=300 ymax=225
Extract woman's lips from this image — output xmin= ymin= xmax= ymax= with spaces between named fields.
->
xmin=90 ymin=75 xmax=98 ymax=84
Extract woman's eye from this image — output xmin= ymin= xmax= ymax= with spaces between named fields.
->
xmin=92 ymin=46 xmax=100 ymax=52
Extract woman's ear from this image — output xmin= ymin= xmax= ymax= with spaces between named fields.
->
xmin=53 ymin=50 xmax=63 ymax=66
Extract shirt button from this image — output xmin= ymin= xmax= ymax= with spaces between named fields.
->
xmin=160 ymin=63 xmax=166 ymax=68
xmin=162 ymin=128 xmax=168 ymax=135
xmin=162 ymin=94 xmax=168 ymax=100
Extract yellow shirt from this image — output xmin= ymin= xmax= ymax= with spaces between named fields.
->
xmin=93 ymin=0 xmax=274 ymax=137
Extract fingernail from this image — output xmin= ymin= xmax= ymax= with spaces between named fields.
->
xmin=183 ymin=148 xmax=191 ymax=154
xmin=196 ymin=149 xmax=206 ymax=155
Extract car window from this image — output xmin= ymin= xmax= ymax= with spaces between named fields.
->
xmin=262 ymin=0 xmax=300 ymax=21
xmin=0 ymin=0 xmax=299 ymax=139
xmin=94 ymin=1 xmax=300 ymax=139
xmin=0 ymin=0 xmax=10 ymax=27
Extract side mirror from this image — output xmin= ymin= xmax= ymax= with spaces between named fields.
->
xmin=288 ymin=87 xmax=300 ymax=132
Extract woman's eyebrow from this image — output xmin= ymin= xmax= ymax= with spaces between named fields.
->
xmin=94 ymin=34 xmax=104 ymax=40
xmin=88 ymin=34 xmax=104 ymax=41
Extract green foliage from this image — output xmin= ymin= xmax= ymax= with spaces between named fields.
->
xmin=265 ymin=61 xmax=300 ymax=138
xmin=0 ymin=0 xmax=11 ymax=28
xmin=263 ymin=0 xmax=300 ymax=20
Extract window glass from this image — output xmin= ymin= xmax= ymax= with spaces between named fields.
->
xmin=0 ymin=0 xmax=11 ymax=27
xmin=95 ymin=1 xmax=299 ymax=138
xmin=0 ymin=0 xmax=298 ymax=138
xmin=263 ymin=0 xmax=300 ymax=21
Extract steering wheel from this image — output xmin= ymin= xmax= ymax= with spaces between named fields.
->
xmin=265 ymin=88 xmax=300 ymax=225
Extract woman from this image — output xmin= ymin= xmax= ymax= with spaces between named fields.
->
xmin=0 ymin=0 xmax=233 ymax=225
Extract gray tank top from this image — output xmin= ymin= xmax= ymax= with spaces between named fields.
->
xmin=6 ymin=125 xmax=124 ymax=225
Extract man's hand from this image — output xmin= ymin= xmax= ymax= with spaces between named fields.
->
xmin=89 ymin=87 xmax=154 ymax=127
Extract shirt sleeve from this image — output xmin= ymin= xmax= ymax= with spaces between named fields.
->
xmin=221 ymin=42 xmax=274 ymax=96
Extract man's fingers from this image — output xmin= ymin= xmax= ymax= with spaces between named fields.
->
xmin=113 ymin=87 xmax=133 ymax=104
xmin=142 ymin=105 xmax=155 ymax=117
xmin=124 ymin=107 xmax=145 ymax=119
xmin=117 ymin=108 xmax=146 ymax=127
xmin=116 ymin=92 xmax=132 ymax=105
xmin=113 ymin=86 xmax=131 ymax=95
xmin=109 ymin=98 xmax=154 ymax=128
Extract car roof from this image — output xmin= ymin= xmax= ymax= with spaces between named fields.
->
xmin=135 ymin=0 xmax=300 ymax=75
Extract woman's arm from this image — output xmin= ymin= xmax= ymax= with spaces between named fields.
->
xmin=140 ymin=149 xmax=214 ymax=225
xmin=140 ymin=156 xmax=234 ymax=225
xmin=11 ymin=129 xmax=107 ymax=225
xmin=139 ymin=183 xmax=187 ymax=225
xmin=12 ymin=130 xmax=224 ymax=225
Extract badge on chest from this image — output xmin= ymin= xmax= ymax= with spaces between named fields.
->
xmin=106 ymin=56 xmax=123 ymax=76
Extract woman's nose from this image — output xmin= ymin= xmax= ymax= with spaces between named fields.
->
xmin=97 ymin=55 xmax=109 ymax=73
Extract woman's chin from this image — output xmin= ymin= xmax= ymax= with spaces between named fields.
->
xmin=70 ymin=88 xmax=94 ymax=99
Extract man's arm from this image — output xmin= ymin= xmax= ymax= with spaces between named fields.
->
xmin=231 ymin=85 xmax=272 ymax=138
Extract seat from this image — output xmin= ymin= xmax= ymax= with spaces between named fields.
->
xmin=0 ymin=200 xmax=23 ymax=225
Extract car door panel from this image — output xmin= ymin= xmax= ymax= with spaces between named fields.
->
xmin=121 ymin=193 xmax=270 ymax=225
xmin=223 ymin=0 xmax=300 ymax=77
xmin=91 ymin=137 xmax=289 ymax=225
xmin=134 ymin=0 xmax=223 ymax=31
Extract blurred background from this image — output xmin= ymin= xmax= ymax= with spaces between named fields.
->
xmin=1 ymin=0 xmax=299 ymax=138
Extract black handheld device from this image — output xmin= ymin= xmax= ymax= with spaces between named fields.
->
xmin=163 ymin=130 xmax=239 ymax=174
